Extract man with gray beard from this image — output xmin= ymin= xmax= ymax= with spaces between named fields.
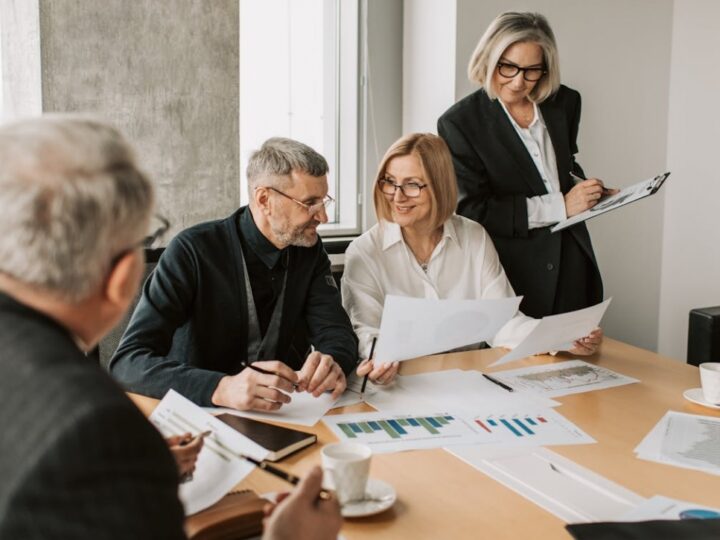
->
xmin=110 ymin=138 xmax=358 ymax=412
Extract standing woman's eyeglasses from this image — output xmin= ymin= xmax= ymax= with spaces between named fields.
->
xmin=496 ymin=62 xmax=547 ymax=82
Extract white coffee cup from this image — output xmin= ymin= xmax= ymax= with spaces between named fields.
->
xmin=321 ymin=442 xmax=372 ymax=505
xmin=700 ymin=362 xmax=720 ymax=404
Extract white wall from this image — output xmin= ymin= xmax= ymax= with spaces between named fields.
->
xmin=659 ymin=0 xmax=720 ymax=361
xmin=449 ymin=0 xmax=674 ymax=352
xmin=402 ymin=0 xmax=455 ymax=134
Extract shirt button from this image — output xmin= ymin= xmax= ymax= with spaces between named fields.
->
xmin=533 ymin=152 xmax=539 ymax=157
xmin=547 ymin=263 xmax=554 ymax=271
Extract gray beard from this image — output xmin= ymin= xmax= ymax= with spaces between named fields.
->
xmin=271 ymin=222 xmax=317 ymax=248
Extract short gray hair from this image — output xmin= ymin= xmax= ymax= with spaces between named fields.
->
xmin=0 ymin=115 xmax=154 ymax=301
xmin=246 ymin=137 xmax=328 ymax=197
xmin=468 ymin=12 xmax=561 ymax=103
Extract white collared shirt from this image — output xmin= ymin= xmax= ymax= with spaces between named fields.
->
xmin=499 ymin=100 xmax=567 ymax=228
xmin=341 ymin=215 xmax=538 ymax=358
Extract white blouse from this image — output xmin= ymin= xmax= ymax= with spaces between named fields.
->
xmin=499 ymin=99 xmax=567 ymax=229
xmin=341 ymin=215 xmax=538 ymax=358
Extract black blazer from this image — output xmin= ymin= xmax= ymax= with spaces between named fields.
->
xmin=0 ymin=293 xmax=185 ymax=539
xmin=438 ymin=85 xmax=602 ymax=317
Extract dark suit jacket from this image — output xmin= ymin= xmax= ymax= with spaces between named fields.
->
xmin=110 ymin=207 xmax=358 ymax=405
xmin=438 ymin=85 xmax=603 ymax=317
xmin=0 ymin=293 xmax=185 ymax=539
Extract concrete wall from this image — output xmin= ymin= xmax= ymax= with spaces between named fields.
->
xmin=38 ymin=0 xmax=239 ymax=235
xmin=658 ymin=0 xmax=720 ymax=361
xmin=449 ymin=0 xmax=674 ymax=352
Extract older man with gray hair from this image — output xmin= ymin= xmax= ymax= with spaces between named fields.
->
xmin=0 ymin=115 xmax=187 ymax=538
xmin=110 ymin=137 xmax=358 ymax=412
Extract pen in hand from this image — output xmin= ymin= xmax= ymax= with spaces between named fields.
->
xmin=240 ymin=361 xmax=299 ymax=390
xmin=569 ymin=172 xmax=614 ymax=196
xmin=240 ymin=454 xmax=332 ymax=500
xmin=360 ymin=337 xmax=377 ymax=401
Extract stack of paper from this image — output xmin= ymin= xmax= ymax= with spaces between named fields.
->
xmin=365 ymin=369 xmax=558 ymax=414
xmin=635 ymin=411 xmax=720 ymax=476
xmin=491 ymin=360 xmax=638 ymax=398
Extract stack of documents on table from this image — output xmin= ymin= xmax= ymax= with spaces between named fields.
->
xmin=151 ymin=390 xmax=269 ymax=515
xmin=323 ymin=404 xmax=595 ymax=454
xmin=635 ymin=411 xmax=720 ymax=476
xmin=447 ymin=446 xmax=644 ymax=522
xmin=365 ymin=368 xmax=559 ymax=413
xmin=491 ymin=360 xmax=638 ymax=398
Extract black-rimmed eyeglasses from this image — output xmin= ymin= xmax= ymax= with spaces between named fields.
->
xmin=266 ymin=187 xmax=334 ymax=216
xmin=497 ymin=62 xmax=547 ymax=82
xmin=110 ymin=214 xmax=170 ymax=267
xmin=378 ymin=178 xmax=428 ymax=198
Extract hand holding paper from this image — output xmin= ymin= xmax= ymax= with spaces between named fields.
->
xmin=490 ymin=299 xmax=611 ymax=367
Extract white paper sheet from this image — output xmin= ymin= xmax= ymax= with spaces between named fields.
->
xmin=635 ymin=411 xmax=720 ymax=476
xmin=619 ymin=495 xmax=720 ymax=521
xmin=150 ymin=390 xmax=269 ymax=515
xmin=365 ymin=369 xmax=559 ymax=414
xmin=551 ymin=173 xmax=669 ymax=233
xmin=492 ymin=360 xmax=638 ymax=397
xmin=490 ymin=299 xmax=612 ymax=367
xmin=204 ymin=390 xmax=338 ymax=427
xmin=447 ymin=446 xmax=645 ymax=523
xmin=373 ymin=295 xmax=521 ymax=365
xmin=324 ymin=405 xmax=593 ymax=453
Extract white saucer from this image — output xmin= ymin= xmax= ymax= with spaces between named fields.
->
xmin=341 ymin=478 xmax=396 ymax=518
xmin=683 ymin=388 xmax=720 ymax=410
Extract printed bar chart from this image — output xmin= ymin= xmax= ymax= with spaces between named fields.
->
xmin=325 ymin=412 xmax=483 ymax=452
xmin=337 ymin=415 xmax=457 ymax=439
xmin=477 ymin=415 xmax=551 ymax=437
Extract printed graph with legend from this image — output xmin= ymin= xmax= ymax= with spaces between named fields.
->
xmin=324 ymin=412 xmax=482 ymax=453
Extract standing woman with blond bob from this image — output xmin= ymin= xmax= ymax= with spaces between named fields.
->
xmin=438 ymin=12 xmax=613 ymax=319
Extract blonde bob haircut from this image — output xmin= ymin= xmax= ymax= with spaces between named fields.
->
xmin=373 ymin=133 xmax=457 ymax=230
xmin=467 ymin=11 xmax=561 ymax=103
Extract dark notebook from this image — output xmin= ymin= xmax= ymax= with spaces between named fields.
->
xmin=216 ymin=413 xmax=316 ymax=462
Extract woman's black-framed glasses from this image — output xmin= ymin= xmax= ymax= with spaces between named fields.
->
xmin=378 ymin=178 xmax=427 ymax=198
xmin=496 ymin=62 xmax=546 ymax=82
xmin=266 ymin=187 xmax=334 ymax=216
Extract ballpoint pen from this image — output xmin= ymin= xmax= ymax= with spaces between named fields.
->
xmin=482 ymin=373 xmax=514 ymax=392
xmin=360 ymin=337 xmax=377 ymax=401
xmin=241 ymin=361 xmax=299 ymax=389
xmin=569 ymin=171 xmax=614 ymax=196
xmin=239 ymin=454 xmax=332 ymax=500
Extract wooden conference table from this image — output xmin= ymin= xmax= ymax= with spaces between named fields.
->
xmin=131 ymin=338 xmax=720 ymax=539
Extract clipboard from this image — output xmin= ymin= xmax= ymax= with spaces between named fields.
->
xmin=551 ymin=172 xmax=670 ymax=233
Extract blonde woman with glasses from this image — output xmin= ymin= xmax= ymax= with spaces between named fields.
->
xmin=438 ymin=12 xmax=616 ymax=320
xmin=342 ymin=133 xmax=602 ymax=385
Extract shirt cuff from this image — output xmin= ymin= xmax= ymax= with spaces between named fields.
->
xmin=526 ymin=193 xmax=567 ymax=229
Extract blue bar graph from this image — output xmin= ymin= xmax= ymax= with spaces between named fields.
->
xmin=387 ymin=419 xmax=407 ymax=435
xmin=500 ymin=419 xmax=523 ymax=437
xmin=513 ymin=418 xmax=534 ymax=435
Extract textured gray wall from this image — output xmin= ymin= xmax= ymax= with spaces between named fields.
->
xmin=39 ymin=0 xmax=239 ymax=236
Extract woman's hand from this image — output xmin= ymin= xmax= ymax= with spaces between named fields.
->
xmin=569 ymin=327 xmax=603 ymax=356
xmin=356 ymin=359 xmax=400 ymax=385
xmin=564 ymin=178 xmax=608 ymax=217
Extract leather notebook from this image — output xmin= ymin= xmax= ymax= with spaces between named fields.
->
xmin=216 ymin=413 xmax=316 ymax=462
xmin=184 ymin=489 xmax=265 ymax=540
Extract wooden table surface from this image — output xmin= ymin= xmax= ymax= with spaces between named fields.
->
xmin=130 ymin=338 xmax=720 ymax=539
